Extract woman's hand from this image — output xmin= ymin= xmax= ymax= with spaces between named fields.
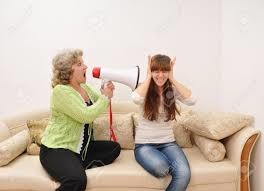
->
xmin=101 ymin=81 xmax=115 ymax=99
xmin=169 ymin=57 xmax=176 ymax=81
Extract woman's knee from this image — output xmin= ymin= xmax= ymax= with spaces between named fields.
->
xmin=171 ymin=162 xmax=191 ymax=183
xmin=60 ymin=173 xmax=87 ymax=191
xmin=135 ymin=145 xmax=170 ymax=178
xmin=104 ymin=142 xmax=121 ymax=165
xmin=109 ymin=142 xmax=121 ymax=160
xmin=135 ymin=155 xmax=170 ymax=178
xmin=152 ymin=163 xmax=170 ymax=178
xmin=113 ymin=142 xmax=121 ymax=156
xmin=182 ymin=165 xmax=191 ymax=183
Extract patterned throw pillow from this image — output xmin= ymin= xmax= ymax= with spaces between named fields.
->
xmin=0 ymin=129 xmax=30 ymax=166
xmin=93 ymin=113 xmax=134 ymax=149
xmin=26 ymin=118 xmax=49 ymax=155
xmin=192 ymin=133 xmax=226 ymax=162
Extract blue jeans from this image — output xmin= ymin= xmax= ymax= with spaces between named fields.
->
xmin=134 ymin=142 xmax=191 ymax=191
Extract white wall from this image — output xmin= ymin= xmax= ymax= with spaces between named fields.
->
xmin=0 ymin=0 xmax=221 ymax=117
xmin=221 ymin=0 xmax=264 ymax=190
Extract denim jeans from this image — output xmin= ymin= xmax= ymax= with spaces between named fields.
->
xmin=134 ymin=142 xmax=191 ymax=191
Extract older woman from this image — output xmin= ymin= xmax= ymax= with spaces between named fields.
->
xmin=39 ymin=49 xmax=121 ymax=191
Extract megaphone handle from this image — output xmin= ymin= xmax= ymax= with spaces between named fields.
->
xmin=109 ymin=100 xmax=117 ymax=142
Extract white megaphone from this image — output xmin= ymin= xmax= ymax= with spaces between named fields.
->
xmin=92 ymin=66 xmax=140 ymax=90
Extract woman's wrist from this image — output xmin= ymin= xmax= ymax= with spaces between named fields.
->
xmin=146 ymin=74 xmax=152 ymax=81
xmin=100 ymin=93 xmax=110 ymax=102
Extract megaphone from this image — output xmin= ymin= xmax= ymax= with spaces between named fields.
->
xmin=92 ymin=66 xmax=140 ymax=90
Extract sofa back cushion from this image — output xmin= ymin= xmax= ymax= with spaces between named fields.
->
xmin=27 ymin=118 xmax=49 ymax=145
xmin=0 ymin=121 xmax=10 ymax=142
xmin=93 ymin=113 xmax=135 ymax=149
xmin=184 ymin=111 xmax=254 ymax=140
xmin=2 ymin=109 xmax=49 ymax=136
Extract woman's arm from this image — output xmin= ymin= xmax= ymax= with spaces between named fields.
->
xmin=131 ymin=56 xmax=152 ymax=105
xmin=134 ymin=76 xmax=151 ymax=97
xmin=169 ymin=57 xmax=196 ymax=105
xmin=82 ymin=84 xmax=101 ymax=102
xmin=132 ymin=77 xmax=150 ymax=105
xmin=82 ymin=82 xmax=114 ymax=102
xmin=171 ymin=79 xmax=196 ymax=106
xmin=52 ymin=85 xmax=109 ymax=124
xmin=170 ymin=79 xmax=192 ymax=99
xmin=134 ymin=55 xmax=152 ymax=97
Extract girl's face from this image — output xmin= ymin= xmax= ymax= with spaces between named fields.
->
xmin=71 ymin=56 xmax=87 ymax=84
xmin=151 ymin=70 xmax=169 ymax=87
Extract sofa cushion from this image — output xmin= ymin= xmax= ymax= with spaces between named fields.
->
xmin=132 ymin=112 xmax=193 ymax=148
xmin=0 ymin=129 xmax=30 ymax=166
xmin=184 ymin=111 xmax=254 ymax=140
xmin=192 ymin=134 xmax=226 ymax=162
xmin=0 ymin=121 xmax=10 ymax=142
xmin=87 ymin=148 xmax=237 ymax=189
xmin=93 ymin=113 xmax=134 ymax=149
xmin=2 ymin=109 xmax=49 ymax=136
xmin=0 ymin=154 xmax=58 ymax=191
xmin=0 ymin=147 xmax=237 ymax=191
xmin=27 ymin=118 xmax=49 ymax=145
xmin=26 ymin=118 xmax=49 ymax=155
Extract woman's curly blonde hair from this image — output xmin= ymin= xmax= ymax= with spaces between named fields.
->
xmin=51 ymin=49 xmax=83 ymax=88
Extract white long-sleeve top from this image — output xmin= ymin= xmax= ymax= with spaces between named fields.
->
xmin=131 ymin=90 xmax=196 ymax=144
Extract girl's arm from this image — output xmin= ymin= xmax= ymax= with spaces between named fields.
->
xmin=169 ymin=57 xmax=196 ymax=105
xmin=131 ymin=56 xmax=152 ymax=104
xmin=134 ymin=55 xmax=152 ymax=97
xmin=170 ymin=79 xmax=192 ymax=100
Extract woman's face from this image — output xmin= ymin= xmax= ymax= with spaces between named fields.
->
xmin=151 ymin=70 xmax=169 ymax=87
xmin=71 ymin=56 xmax=87 ymax=84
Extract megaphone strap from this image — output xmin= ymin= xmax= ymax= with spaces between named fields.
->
xmin=109 ymin=100 xmax=117 ymax=142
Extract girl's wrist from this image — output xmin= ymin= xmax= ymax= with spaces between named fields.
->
xmin=146 ymin=74 xmax=152 ymax=80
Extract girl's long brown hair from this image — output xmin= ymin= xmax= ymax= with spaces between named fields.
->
xmin=144 ymin=54 xmax=180 ymax=121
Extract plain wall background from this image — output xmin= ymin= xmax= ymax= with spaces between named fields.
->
xmin=220 ymin=0 xmax=264 ymax=190
xmin=0 ymin=0 xmax=263 ymax=190
xmin=0 ymin=0 xmax=221 ymax=116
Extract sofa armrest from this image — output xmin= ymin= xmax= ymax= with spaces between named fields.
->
xmin=223 ymin=126 xmax=260 ymax=191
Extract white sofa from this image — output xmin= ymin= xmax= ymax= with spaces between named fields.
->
xmin=0 ymin=102 xmax=260 ymax=191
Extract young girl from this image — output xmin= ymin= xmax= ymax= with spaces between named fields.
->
xmin=132 ymin=54 xmax=196 ymax=191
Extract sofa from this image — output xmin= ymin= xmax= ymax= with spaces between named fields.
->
xmin=0 ymin=101 xmax=260 ymax=191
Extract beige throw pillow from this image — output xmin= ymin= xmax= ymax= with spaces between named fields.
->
xmin=26 ymin=118 xmax=49 ymax=155
xmin=93 ymin=113 xmax=134 ymax=149
xmin=184 ymin=111 xmax=254 ymax=140
xmin=173 ymin=122 xmax=192 ymax=148
xmin=0 ymin=121 xmax=11 ymax=142
xmin=192 ymin=133 xmax=226 ymax=162
xmin=0 ymin=129 xmax=30 ymax=166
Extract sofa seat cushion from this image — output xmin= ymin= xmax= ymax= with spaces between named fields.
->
xmin=87 ymin=147 xmax=237 ymax=189
xmin=0 ymin=153 xmax=58 ymax=191
xmin=0 ymin=147 xmax=237 ymax=191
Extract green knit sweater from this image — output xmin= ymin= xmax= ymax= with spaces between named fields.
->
xmin=41 ymin=83 xmax=109 ymax=153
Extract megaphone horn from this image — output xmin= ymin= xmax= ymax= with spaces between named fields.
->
xmin=92 ymin=66 xmax=140 ymax=90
